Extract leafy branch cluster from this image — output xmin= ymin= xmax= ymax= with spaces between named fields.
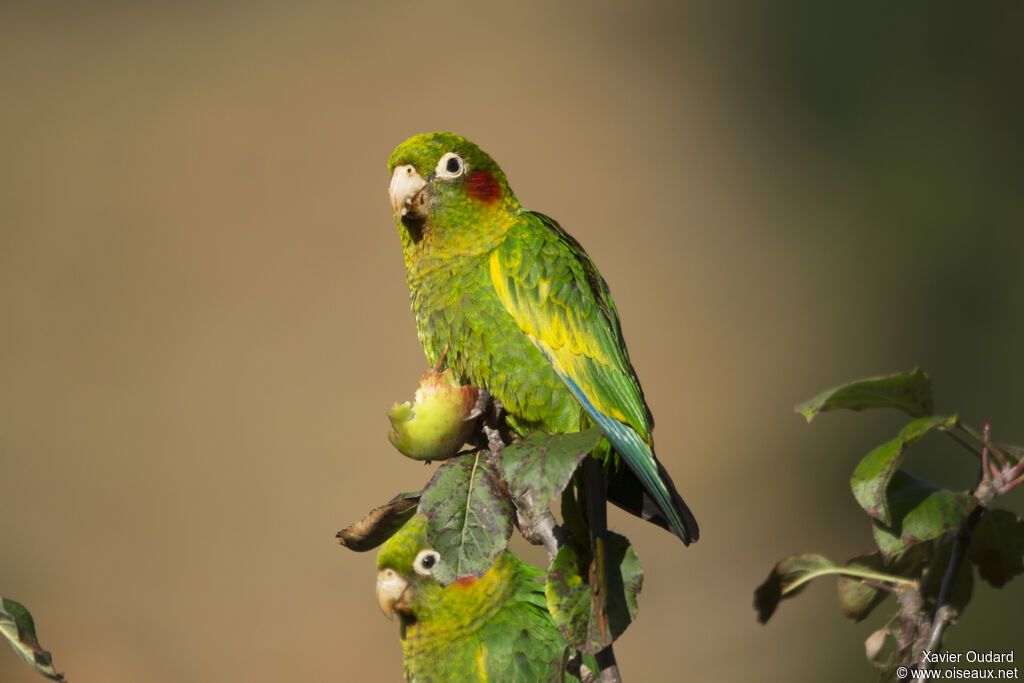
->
xmin=338 ymin=391 xmax=644 ymax=681
xmin=755 ymin=368 xmax=1024 ymax=681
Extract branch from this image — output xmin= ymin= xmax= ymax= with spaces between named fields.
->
xmin=514 ymin=488 xmax=564 ymax=560
xmin=483 ymin=410 xmax=624 ymax=682
xmin=945 ymin=426 xmax=985 ymax=460
xmin=936 ymin=505 xmax=985 ymax=614
xmin=918 ymin=605 xmax=955 ymax=669
xmin=912 ymin=496 xmax=986 ymax=671
xmin=581 ymin=456 xmax=624 ymax=683
xmin=1002 ymin=469 xmax=1024 ymax=494
xmin=956 ymin=420 xmax=1014 ymax=469
xmin=972 ymin=419 xmax=1024 ymax=496
xmin=595 ymin=646 xmax=623 ymax=683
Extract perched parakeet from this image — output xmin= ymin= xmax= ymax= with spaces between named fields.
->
xmin=387 ymin=132 xmax=698 ymax=545
xmin=376 ymin=515 xmax=569 ymax=682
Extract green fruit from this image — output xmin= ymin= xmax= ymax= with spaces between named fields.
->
xmin=387 ymin=369 xmax=481 ymax=461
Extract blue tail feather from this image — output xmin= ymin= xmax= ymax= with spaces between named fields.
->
xmin=558 ymin=374 xmax=698 ymax=544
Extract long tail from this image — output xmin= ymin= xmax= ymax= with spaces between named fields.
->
xmin=600 ymin=418 xmax=699 ymax=545
xmin=558 ymin=373 xmax=699 ymax=544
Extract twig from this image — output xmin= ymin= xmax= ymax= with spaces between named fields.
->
xmin=981 ymin=431 xmax=990 ymax=486
xmin=581 ymin=456 xmax=624 ymax=683
xmin=971 ymin=419 xmax=1024 ymax=496
xmin=957 ymin=421 xmax=1011 ymax=469
xmin=937 ymin=505 xmax=985 ymax=611
xmin=1003 ymin=469 xmax=1024 ymax=494
xmin=514 ymin=489 xmax=564 ymax=560
xmin=993 ymin=440 xmax=1024 ymax=464
xmin=595 ymin=646 xmax=623 ymax=683
xmin=918 ymin=605 xmax=955 ymax=668
xmin=912 ymin=503 xmax=986 ymax=671
xmin=944 ymin=426 xmax=985 ymax=460
xmin=485 ymin=408 xmax=624 ymax=682
xmin=908 ymin=420 xmax=1001 ymax=676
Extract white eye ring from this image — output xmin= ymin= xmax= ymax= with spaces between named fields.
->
xmin=413 ymin=549 xmax=441 ymax=576
xmin=435 ymin=152 xmax=466 ymax=180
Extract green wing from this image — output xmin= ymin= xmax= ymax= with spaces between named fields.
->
xmin=489 ymin=212 xmax=698 ymax=544
xmin=489 ymin=212 xmax=652 ymax=438
xmin=479 ymin=558 xmax=568 ymax=682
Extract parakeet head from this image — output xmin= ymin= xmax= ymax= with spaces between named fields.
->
xmin=388 ymin=132 xmax=520 ymax=250
xmin=375 ymin=514 xmax=445 ymax=623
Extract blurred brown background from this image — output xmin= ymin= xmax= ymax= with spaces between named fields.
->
xmin=2 ymin=2 xmax=1022 ymax=681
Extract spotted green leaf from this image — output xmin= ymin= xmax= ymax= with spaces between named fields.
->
xmin=417 ymin=452 xmax=513 ymax=584
xmin=499 ymin=427 xmax=603 ymax=511
xmin=851 ymin=415 xmax=958 ymax=525
xmin=796 ymin=367 xmax=933 ymax=422
xmin=871 ymin=471 xmax=974 ymax=562
xmin=545 ymin=531 xmax=641 ymax=654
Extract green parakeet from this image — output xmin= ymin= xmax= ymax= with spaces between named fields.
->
xmin=376 ymin=515 xmax=570 ymax=682
xmin=387 ymin=132 xmax=698 ymax=545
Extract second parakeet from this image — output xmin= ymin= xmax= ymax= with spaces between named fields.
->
xmin=387 ymin=132 xmax=699 ymax=545
xmin=376 ymin=514 xmax=570 ymax=682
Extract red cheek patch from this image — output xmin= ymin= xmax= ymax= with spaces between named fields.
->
xmin=466 ymin=170 xmax=501 ymax=205
xmin=452 ymin=576 xmax=478 ymax=587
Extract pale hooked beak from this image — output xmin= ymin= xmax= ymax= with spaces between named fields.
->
xmin=389 ymin=164 xmax=427 ymax=217
xmin=376 ymin=568 xmax=409 ymax=620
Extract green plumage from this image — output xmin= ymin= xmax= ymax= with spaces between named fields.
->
xmin=388 ymin=132 xmax=698 ymax=545
xmin=377 ymin=516 xmax=568 ymax=682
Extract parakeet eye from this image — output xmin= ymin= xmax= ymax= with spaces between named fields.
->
xmin=413 ymin=549 xmax=441 ymax=576
xmin=435 ymin=153 xmax=465 ymax=180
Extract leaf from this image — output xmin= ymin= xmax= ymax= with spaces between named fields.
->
xmin=866 ymin=618 xmax=916 ymax=678
xmin=417 ymin=452 xmax=513 ymax=585
xmin=967 ymin=508 xmax=1024 ymax=588
xmin=753 ymin=553 xmax=837 ymax=624
xmin=836 ymin=544 xmax=928 ymax=625
xmin=837 ymin=552 xmax=892 ymax=622
xmin=545 ymin=531 xmax=642 ymax=654
xmin=498 ymin=428 xmax=603 ymax=510
xmin=851 ymin=415 xmax=958 ymax=525
xmin=796 ymin=367 xmax=932 ymax=422
xmin=336 ymin=491 xmax=421 ymax=551
xmin=864 ymin=627 xmax=890 ymax=667
xmin=1 ymin=597 xmax=65 ymax=681
xmin=871 ymin=471 xmax=974 ymax=562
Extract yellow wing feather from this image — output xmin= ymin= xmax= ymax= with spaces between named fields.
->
xmin=488 ymin=223 xmax=651 ymax=438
